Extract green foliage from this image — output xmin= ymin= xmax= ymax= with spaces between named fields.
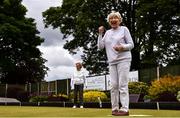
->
xmin=143 ymin=95 xmax=152 ymax=100
xmin=6 ymin=84 xmax=29 ymax=102
xmin=148 ymin=75 xmax=180 ymax=101
xmin=43 ymin=0 xmax=180 ymax=73
xmin=83 ymin=90 xmax=108 ymax=102
xmin=29 ymin=96 xmax=48 ymax=103
xmin=0 ymin=0 xmax=48 ymax=83
xmin=103 ymin=90 xmax=110 ymax=99
xmin=43 ymin=0 xmax=138 ymax=74
xmin=29 ymin=93 xmax=69 ymax=102
xmin=136 ymin=0 xmax=180 ymax=67
xmin=128 ymin=82 xmax=149 ymax=94
xmin=48 ymin=94 xmax=69 ymax=102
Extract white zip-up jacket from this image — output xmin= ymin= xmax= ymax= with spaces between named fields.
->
xmin=98 ymin=26 xmax=134 ymax=65
xmin=71 ymin=68 xmax=86 ymax=86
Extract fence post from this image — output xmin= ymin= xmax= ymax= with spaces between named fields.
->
xmin=67 ymin=79 xmax=69 ymax=95
xmin=37 ymin=82 xmax=40 ymax=96
xmin=157 ymin=66 xmax=160 ymax=81
xmin=105 ymin=74 xmax=107 ymax=91
xmin=5 ymin=84 xmax=8 ymax=98
xmin=55 ymin=80 xmax=58 ymax=95
xmin=48 ymin=82 xmax=50 ymax=95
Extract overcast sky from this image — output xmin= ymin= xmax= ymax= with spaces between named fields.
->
xmin=22 ymin=0 xmax=85 ymax=81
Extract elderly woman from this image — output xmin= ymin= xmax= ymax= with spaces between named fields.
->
xmin=97 ymin=11 xmax=134 ymax=116
xmin=71 ymin=61 xmax=86 ymax=108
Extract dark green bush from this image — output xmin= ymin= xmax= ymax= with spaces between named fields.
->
xmin=128 ymin=82 xmax=149 ymax=94
xmin=48 ymin=94 xmax=69 ymax=102
xmin=6 ymin=85 xmax=29 ymax=102
xmin=29 ymin=96 xmax=48 ymax=102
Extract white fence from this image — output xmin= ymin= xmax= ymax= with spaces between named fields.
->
xmin=85 ymin=71 xmax=139 ymax=91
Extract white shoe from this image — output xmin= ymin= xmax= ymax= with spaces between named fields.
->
xmin=80 ymin=106 xmax=83 ymax=108
xmin=72 ymin=105 xmax=76 ymax=108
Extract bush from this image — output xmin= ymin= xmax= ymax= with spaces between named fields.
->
xmin=17 ymin=91 xmax=29 ymax=102
xmin=29 ymin=93 xmax=69 ymax=102
xmin=128 ymin=82 xmax=149 ymax=94
xmin=7 ymin=85 xmax=29 ymax=102
xmin=103 ymin=90 xmax=111 ymax=102
xmin=148 ymin=75 xmax=180 ymax=101
xmin=83 ymin=91 xmax=108 ymax=102
xmin=29 ymin=96 xmax=48 ymax=102
xmin=48 ymin=94 xmax=69 ymax=102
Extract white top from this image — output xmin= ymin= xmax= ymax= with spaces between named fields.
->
xmin=98 ymin=26 xmax=134 ymax=65
xmin=71 ymin=68 xmax=86 ymax=86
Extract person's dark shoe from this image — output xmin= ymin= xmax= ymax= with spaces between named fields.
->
xmin=114 ymin=110 xmax=129 ymax=116
xmin=112 ymin=110 xmax=119 ymax=115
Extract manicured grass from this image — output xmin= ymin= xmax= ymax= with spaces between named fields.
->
xmin=0 ymin=106 xmax=179 ymax=117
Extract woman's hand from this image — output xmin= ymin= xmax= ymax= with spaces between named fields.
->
xmin=113 ymin=44 xmax=124 ymax=52
xmin=98 ymin=26 xmax=105 ymax=34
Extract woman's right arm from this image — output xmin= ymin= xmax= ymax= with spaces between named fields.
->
xmin=97 ymin=26 xmax=106 ymax=49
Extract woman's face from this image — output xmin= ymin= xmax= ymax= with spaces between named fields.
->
xmin=76 ymin=63 xmax=82 ymax=70
xmin=109 ymin=15 xmax=121 ymax=29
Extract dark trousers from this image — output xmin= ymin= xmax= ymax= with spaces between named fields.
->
xmin=74 ymin=84 xmax=84 ymax=106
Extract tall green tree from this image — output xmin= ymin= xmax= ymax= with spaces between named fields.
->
xmin=43 ymin=0 xmax=180 ymax=74
xmin=43 ymin=0 xmax=138 ymax=75
xmin=0 ymin=0 xmax=48 ymax=84
xmin=136 ymin=0 xmax=180 ymax=68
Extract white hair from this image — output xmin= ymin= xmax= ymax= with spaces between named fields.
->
xmin=74 ymin=59 xmax=82 ymax=64
xmin=107 ymin=11 xmax=122 ymax=23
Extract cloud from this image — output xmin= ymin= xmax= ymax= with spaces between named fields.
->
xmin=40 ymin=27 xmax=64 ymax=46
xmin=45 ymin=66 xmax=75 ymax=81
xmin=38 ymin=45 xmax=86 ymax=81
xmin=39 ymin=46 xmax=74 ymax=67
xmin=22 ymin=0 xmax=64 ymax=47
xmin=22 ymin=0 xmax=85 ymax=81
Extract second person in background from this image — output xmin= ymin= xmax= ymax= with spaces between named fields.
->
xmin=71 ymin=61 xmax=87 ymax=108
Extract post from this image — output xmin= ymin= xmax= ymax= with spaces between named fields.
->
xmin=55 ymin=80 xmax=58 ymax=95
xmin=37 ymin=82 xmax=40 ymax=96
xmin=5 ymin=84 xmax=8 ymax=98
xmin=98 ymin=96 xmax=102 ymax=108
xmin=157 ymin=66 xmax=160 ymax=81
xmin=48 ymin=82 xmax=50 ymax=95
xmin=67 ymin=79 xmax=69 ymax=96
xmin=156 ymin=102 xmax=160 ymax=110
xmin=105 ymin=74 xmax=107 ymax=91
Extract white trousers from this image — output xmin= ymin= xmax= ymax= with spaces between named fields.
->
xmin=109 ymin=61 xmax=130 ymax=112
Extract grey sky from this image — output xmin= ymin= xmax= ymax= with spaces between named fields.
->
xmin=22 ymin=0 xmax=84 ymax=81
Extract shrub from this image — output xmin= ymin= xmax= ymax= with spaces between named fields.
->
xmin=48 ymin=94 xmax=69 ymax=102
xmin=7 ymin=85 xmax=29 ymax=102
xmin=128 ymin=82 xmax=149 ymax=94
xmin=83 ymin=91 xmax=108 ymax=102
xmin=103 ymin=90 xmax=111 ymax=102
xmin=17 ymin=91 xmax=29 ymax=102
xmin=148 ymin=75 xmax=180 ymax=101
xmin=29 ymin=96 xmax=48 ymax=102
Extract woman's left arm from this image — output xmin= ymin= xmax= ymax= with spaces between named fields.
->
xmin=123 ymin=27 xmax=134 ymax=51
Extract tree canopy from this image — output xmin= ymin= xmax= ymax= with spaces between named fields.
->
xmin=136 ymin=0 xmax=180 ymax=67
xmin=43 ymin=0 xmax=180 ymax=75
xmin=0 ymin=0 xmax=48 ymax=84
